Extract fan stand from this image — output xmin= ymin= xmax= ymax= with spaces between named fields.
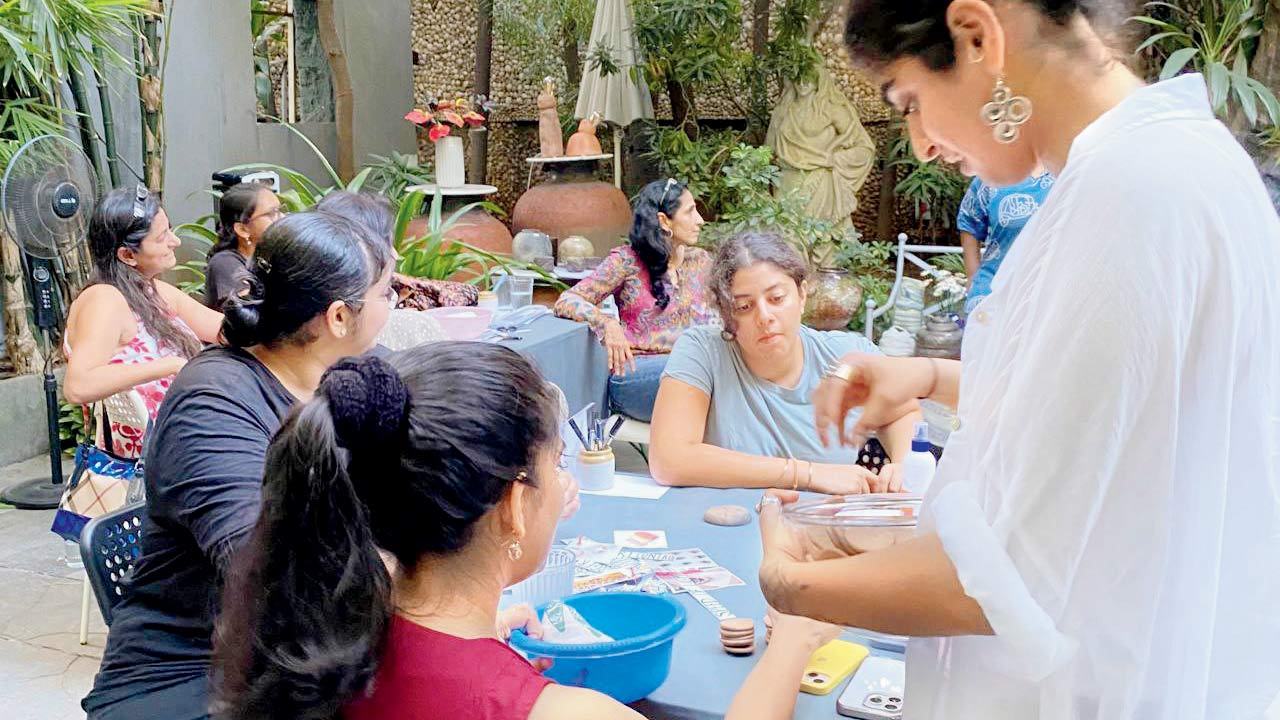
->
xmin=0 ymin=347 xmax=66 ymax=509
xmin=1 ymin=256 xmax=68 ymax=510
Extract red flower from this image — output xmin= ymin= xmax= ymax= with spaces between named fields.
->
xmin=463 ymin=111 xmax=486 ymax=127
xmin=442 ymin=110 xmax=465 ymax=128
xmin=428 ymin=123 xmax=451 ymax=142
xmin=404 ymin=108 xmax=431 ymax=125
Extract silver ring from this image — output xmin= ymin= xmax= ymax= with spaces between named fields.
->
xmin=755 ymin=495 xmax=781 ymax=513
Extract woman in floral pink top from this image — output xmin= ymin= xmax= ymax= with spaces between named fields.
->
xmin=554 ymin=178 xmax=716 ymax=422
xmin=63 ymin=186 xmax=225 ymax=457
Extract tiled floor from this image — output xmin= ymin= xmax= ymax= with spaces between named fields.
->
xmin=0 ymin=444 xmax=651 ymax=719
xmin=0 ymin=456 xmax=105 ymax=720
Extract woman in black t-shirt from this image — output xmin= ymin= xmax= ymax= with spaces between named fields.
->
xmin=204 ymin=183 xmax=283 ymax=311
xmin=83 ymin=209 xmax=396 ymax=720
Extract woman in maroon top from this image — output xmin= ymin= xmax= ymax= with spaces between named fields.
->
xmin=213 ymin=343 xmax=840 ymax=720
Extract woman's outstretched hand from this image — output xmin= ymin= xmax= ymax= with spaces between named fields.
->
xmin=814 ymin=353 xmax=928 ymax=450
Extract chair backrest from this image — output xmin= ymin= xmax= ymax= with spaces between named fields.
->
xmin=79 ymin=503 xmax=146 ymax=626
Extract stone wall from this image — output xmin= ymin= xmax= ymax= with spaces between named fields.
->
xmin=409 ymin=0 xmax=906 ymax=240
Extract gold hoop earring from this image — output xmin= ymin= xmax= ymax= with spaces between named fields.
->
xmin=507 ymin=538 xmax=523 ymax=561
xmin=982 ymin=76 xmax=1032 ymax=144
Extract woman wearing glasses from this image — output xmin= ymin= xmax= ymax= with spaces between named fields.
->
xmin=83 ymin=210 xmax=396 ymax=720
xmin=62 ymin=186 xmax=225 ymax=457
xmin=553 ymin=178 xmax=715 ymax=423
xmin=204 ymin=182 xmax=284 ymax=310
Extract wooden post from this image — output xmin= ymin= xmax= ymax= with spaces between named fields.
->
xmin=470 ymin=0 xmax=494 ymax=184
xmin=317 ymin=0 xmax=354 ymax=181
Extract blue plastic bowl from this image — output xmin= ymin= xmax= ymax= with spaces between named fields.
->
xmin=509 ymin=593 xmax=686 ymax=703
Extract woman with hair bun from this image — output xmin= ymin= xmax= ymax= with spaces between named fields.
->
xmin=554 ymin=178 xmax=716 ymax=423
xmin=83 ymin=209 xmax=396 ymax=720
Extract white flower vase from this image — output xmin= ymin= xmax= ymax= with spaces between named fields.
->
xmin=434 ymin=135 xmax=465 ymax=187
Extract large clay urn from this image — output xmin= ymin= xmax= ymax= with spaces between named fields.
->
xmin=405 ymin=199 xmax=513 ymax=282
xmin=405 ymin=204 xmax=513 ymax=257
xmin=512 ymin=162 xmax=631 ymax=252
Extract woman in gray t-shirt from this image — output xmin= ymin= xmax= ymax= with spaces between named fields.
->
xmin=650 ymin=231 xmax=920 ymax=493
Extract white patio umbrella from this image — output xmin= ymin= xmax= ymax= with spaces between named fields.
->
xmin=574 ymin=0 xmax=653 ymax=188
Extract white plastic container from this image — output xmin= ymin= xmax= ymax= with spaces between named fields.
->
xmin=901 ymin=421 xmax=937 ymax=495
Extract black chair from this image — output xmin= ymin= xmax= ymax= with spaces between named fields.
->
xmin=79 ymin=503 xmax=146 ymax=625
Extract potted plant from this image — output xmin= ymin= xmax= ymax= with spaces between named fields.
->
xmin=404 ymin=95 xmax=495 ymax=187
xmin=394 ymin=190 xmax=565 ymax=305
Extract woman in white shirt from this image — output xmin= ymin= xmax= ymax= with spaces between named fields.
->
xmin=756 ymin=1 xmax=1280 ymax=718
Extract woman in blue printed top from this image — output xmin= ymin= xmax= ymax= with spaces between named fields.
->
xmin=957 ymin=172 xmax=1054 ymax=314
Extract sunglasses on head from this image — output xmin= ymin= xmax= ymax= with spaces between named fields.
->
xmin=131 ymin=184 xmax=149 ymax=220
xmin=658 ymin=178 xmax=681 ymax=208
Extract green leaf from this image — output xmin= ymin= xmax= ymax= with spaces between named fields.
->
xmin=1160 ymin=47 xmax=1200 ymax=81
xmin=1207 ymin=61 xmax=1231 ymax=113
xmin=1134 ymin=31 xmax=1186 ymax=54
xmin=345 ymin=166 xmax=373 ymax=193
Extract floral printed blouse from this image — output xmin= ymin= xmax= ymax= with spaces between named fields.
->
xmin=554 ymin=245 xmax=716 ymax=354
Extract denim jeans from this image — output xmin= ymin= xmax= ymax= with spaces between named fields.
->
xmin=607 ymin=353 xmax=668 ymax=423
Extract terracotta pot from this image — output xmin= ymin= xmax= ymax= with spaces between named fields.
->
xmin=405 ymin=207 xmax=513 ymax=257
xmin=803 ymin=268 xmax=863 ymax=331
xmin=512 ymin=169 xmax=631 ymax=253
xmin=915 ymin=313 xmax=963 ymax=360
xmin=405 ymin=206 xmax=513 ymax=283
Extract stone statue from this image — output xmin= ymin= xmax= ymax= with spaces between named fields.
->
xmin=538 ymin=77 xmax=564 ymax=158
xmin=565 ymin=112 xmax=603 ymax=156
xmin=766 ymin=64 xmax=876 ymax=229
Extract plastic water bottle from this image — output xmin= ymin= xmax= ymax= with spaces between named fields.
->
xmin=902 ymin=421 xmax=937 ymax=495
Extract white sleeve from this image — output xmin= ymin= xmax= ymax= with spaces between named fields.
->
xmin=924 ymin=180 xmax=1175 ymax=681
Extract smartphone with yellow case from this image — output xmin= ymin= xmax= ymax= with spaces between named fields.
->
xmin=799 ymin=640 xmax=869 ymax=695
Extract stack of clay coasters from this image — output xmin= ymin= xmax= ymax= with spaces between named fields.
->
xmin=720 ymin=618 xmax=756 ymax=655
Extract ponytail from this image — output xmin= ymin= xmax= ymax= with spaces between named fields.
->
xmin=210 ymin=183 xmax=266 ymax=259
xmin=215 ymin=347 xmax=561 ymax=719
xmin=214 ymin=368 xmax=398 ymax=720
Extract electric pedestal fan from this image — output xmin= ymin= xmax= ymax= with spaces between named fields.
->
xmin=0 ymin=134 xmax=98 ymax=509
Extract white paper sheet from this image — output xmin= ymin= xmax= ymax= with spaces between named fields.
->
xmin=578 ymin=472 xmax=669 ymax=500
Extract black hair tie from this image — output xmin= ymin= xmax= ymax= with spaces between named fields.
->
xmin=320 ymin=356 xmax=409 ymax=453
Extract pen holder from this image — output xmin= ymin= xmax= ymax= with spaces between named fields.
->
xmin=577 ymin=447 xmax=615 ymax=492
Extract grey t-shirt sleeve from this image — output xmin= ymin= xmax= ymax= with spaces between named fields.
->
xmin=662 ymin=326 xmax=719 ymax=396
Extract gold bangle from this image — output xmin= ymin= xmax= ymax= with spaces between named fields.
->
xmin=775 ymin=458 xmax=792 ymax=487
xmin=806 ymin=461 xmax=814 ymax=491
xmin=790 ymin=460 xmax=799 ymax=491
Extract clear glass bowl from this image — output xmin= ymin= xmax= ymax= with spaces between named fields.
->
xmin=781 ymin=494 xmax=921 ymax=560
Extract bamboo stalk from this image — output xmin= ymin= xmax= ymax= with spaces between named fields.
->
xmin=67 ymin=65 xmax=106 ymax=186
xmin=138 ymin=6 xmax=164 ymax=192
xmin=93 ymin=46 xmax=122 ymax=186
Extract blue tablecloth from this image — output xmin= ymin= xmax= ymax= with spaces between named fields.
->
xmin=499 ymin=315 xmax=608 ymax=415
xmin=555 ymin=484 xmax=905 ymax=720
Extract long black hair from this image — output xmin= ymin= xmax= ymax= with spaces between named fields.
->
xmin=213 ymin=343 xmax=560 ymax=720
xmin=209 ymin=183 xmax=268 ymax=259
xmin=85 ymin=186 xmax=202 ymax=358
xmin=629 ymin=178 xmax=687 ymax=310
xmin=220 ymin=210 xmax=394 ymax=349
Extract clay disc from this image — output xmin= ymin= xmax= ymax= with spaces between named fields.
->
xmin=725 ymin=644 xmax=756 ymax=656
xmin=704 ymin=505 xmax=752 ymax=527
xmin=721 ymin=636 xmax=755 ymax=648
xmin=720 ymin=618 xmax=755 ymax=633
